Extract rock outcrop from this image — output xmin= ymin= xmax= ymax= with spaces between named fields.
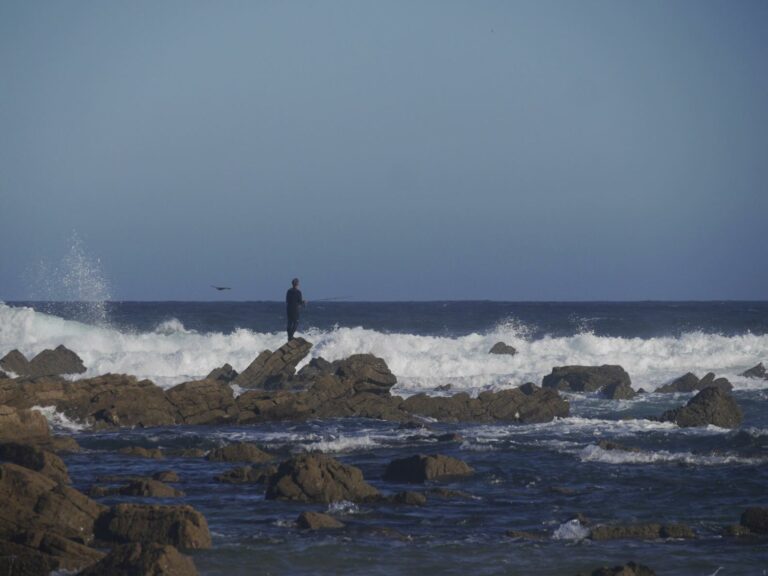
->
xmin=0 ymin=406 xmax=51 ymax=443
xmin=296 ymin=511 xmax=345 ymax=530
xmin=0 ymin=531 xmax=105 ymax=574
xmin=1 ymin=346 xmax=87 ymax=377
xmin=489 ymin=342 xmax=517 ymax=356
xmin=206 ymin=363 xmax=238 ymax=383
xmin=741 ymin=363 xmax=766 ymax=380
xmin=383 ymin=454 xmax=474 ymax=483
xmin=0 ymin=349 xmax=30 ymax=375
xmin=600 ymin=382 xmax=636 ymax=400
xmin=234 ymin=338 xmax=313 ymax=389
xmin=95 ymin=504 xmax=212 ymax=549
xmin=656 ymin=372 xmax=732 ymax=393
xmin=659 ymin=387 xmax=743 ymax=428
xmin=166 ymin=379 xmax=238 ymax=425
xmin=78 ymin=542 xmax=199 ymax=576
xmin=0 ymin=442 xmax=70 ymax=484
xmin=206 ymin=442 xmax=273 ymax=463
xmin=265 ymin=454 xmax=380 ymax=503
xmin=542 ymin=365 xmax=631 ymax=393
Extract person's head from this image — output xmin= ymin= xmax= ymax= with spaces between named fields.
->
xmin=291 ymin=278 xmax=299 ymax=288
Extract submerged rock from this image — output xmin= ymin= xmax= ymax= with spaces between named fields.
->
xmin=391 ymin=491 xmax=428 ymax=506
xmin=383 ymin=454 xmax=473 ymax=484
xmin=489 ymin=342 xmax=517 ymax=356
xmin=214 ymin=464 xmax=276 ymax=484
xmin=206 ymin=442 xmax=272 ymax=463
xmin=296 ymin=511 xmax=345 ymax=530
xmin=95 ymin=504 xmax=212 ymax=549
xmin=659 ymin=387 xmax=743 ymax=428
xmin=589 ymin=522 xmax=695 ymax=540
xmin=78 ymin=542 xmax=199 ymax=576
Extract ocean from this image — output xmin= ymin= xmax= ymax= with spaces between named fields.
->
xmin=1 ymin=300 xmax=767 ymax=575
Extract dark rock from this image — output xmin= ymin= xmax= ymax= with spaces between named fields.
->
xmin=234 ymin=338 xmax=313 ymax=389
xmin=391 ymin=491 xmax=427 ymax=506
xmin=660 ymin=387 xmax=743 ymax=428
xmin=206 ymin=363 xmax=238 ymax=383
xmin=170 ymin=448 xmax=208 ymax=458
xmin=214 ymin=464 xmax=277 ymax=484
xmin=542 ymin=365 xmax=631 ymax=393
xmin=504 ymin=529 xmax=547 ymax=540
xmin=596 ymin=440 xmax=641 ymax=453
xmin=383 ymin=454 xmax=473 ymax=484
xmin=27 ymin=345 xmax=86 ymax=376
xmin=95 ymin=504 xmax=212 ymax=549
xmin=741 ymin=362 xmax=766 ymax=379
xmin=78 ymin=542 xmax=198 ymax=576
xmin=723 ymin=524 xmax=752 ymax=537
xmin=44 ymin=435 xmax=81 ymax=453
xmin=0 ymin=349 xmax=31 ymax=375
xmin=582 ymin=561 xmax=656 ymax=576
xmin=432 ymin=432 xmax=464 ymax=443
xmin=0 ymin=371 xmax=6 ymax=379
xmin=434 ymin=384 xmax=452 ymax=392
xmin=166 ymin=379 xmax=238 ymax=425
xmin=153 ymin=470 xmax=180 ymax=483
xmin=0 ymin=406 xmax=51 ymax=443
xmin=741 ymin=507 xmax=768 ymax=534
xmin=601 ymin=382 xmax=636 ymax=400
xmin=589 ymin=523 xmax=694 ymax=540
xmin=489 ymin=342 xmax=517 ymax=356
xmin=119 ymin=446 xmax=165 ymax=459
xmin=656 ymin=372 xmax=700 ymax=393
xmin=206 ymin=442 xmax=272 ymax=463
xmin=295 ymin=357 xmax=334 ymax=381
xmin=0 ymin=538 xmax=56 ymax=575
xmin=0 ymin=442 xmax=70 ymax=484
xmin=9 ymin=530 xmax=104 ymax=573
xmin=118 ymin=479 xmax=185 ymax=498
xmin=334 ymin=354 xmax=397 ymax=395
xmin=427 ymin=487 xmax=474 ymax=500
xmin=296 ymin=511 xmax=345 ymax=530
xmin=266 ymin=453 xmax=380 ymax=503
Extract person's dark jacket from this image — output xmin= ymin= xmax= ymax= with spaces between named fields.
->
xmin=286 ymin=287 xmax=303 ymax=319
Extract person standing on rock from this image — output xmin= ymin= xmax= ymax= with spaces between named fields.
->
xmin=286 ymin=278 xmax=306 ymax=341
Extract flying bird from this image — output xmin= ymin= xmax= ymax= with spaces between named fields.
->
xmin=211 ymin=285 xmax=232 ymax=291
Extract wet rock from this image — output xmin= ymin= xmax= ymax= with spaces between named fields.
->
xmin=95 ymin=504 xmax=212 ymax=549
xmin=741 ymin=362 xmax=766 ymax=379
xmin=489 ymin=342 xmax=517 ymax=356
xmin=295 ymin=357 xmax=334 ymax=381
xmin=0 ymin=370 xmax=6 ymax=379
xmin=434 ymin=384 xmax=452 ymax=392
xmin=206 ymin=442 xmax=272 ymax=463
xmin=166 ymin=379 xmax=238 ymax=425
xmin=383 ymin=454 xmax=473 ymax=484
xmin=214 ymin=464 xmax=277 ymax=484
xmin=266 ymin=453 xmax=380 ymax=503
xmin=234 ymin=338 xmax=313 ymax=389
xmin=601 ymin=382 xmax=636 ymax=400
xmin=118 ymin=479 xmax=185 ymax=498
xmin=153 ymin=470 xmax=180 ymax=483
xmin=659 ymin=387 xmax=743 ymax=428
xmin=504 ymin=529 xmax=547 ymax=540
xmin=170 ymin=448 xmax=208 ymax=458
xmin=0 ymin=442 xmax=70 ymax=484
xmin=1 ymin=531 xmax=105 ymax=574
xmin=0 ymin=406 xmax=51 ymax=443
xmin=391 ymin=491 xmax=427 ymax=506
xmin=78 ymin=542 xmax=198 ymax=576
xmin=656 ymin=372 xmax=733 ymax=393
xmin=27 ymin=345 xmax=86 ymax=376
xmin=741 ymin=507 xmax=768 ymax=534
xmin=0 ymin=538 xmax=56 ymax=575
xmin=296 ymin=511 xmax=345 ymax=530
xmin=119 ymin=446 xmax=165 ymax=459
xmin=432 ymin=432 xmax=464 ymax=443
xmin=589 ymin=522 xmax=694 ymax=540
xmin=206 ymin=363 xmax=238 ymax=383
xmin=0 ymin=349 xmax=31 ymax=375
xmin=427 ymin=487 xmax=474 ymax=500
xmin=542 ymin=365 xmax=631 ymax=393
xmin=334 ymin=354 xmax=398 ymax=395
xmin=44 ymin=435 xmax=81 ymax=453
xmin=580 ymin=562 xmax=656 ymax=576
xmin=596 ymin=440 xmax=641 ymax=453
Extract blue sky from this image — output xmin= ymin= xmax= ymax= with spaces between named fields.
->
xmin=1 ymin=0 xmax=767 ymax=301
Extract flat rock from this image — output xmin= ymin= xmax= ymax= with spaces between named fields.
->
xmin=266 ymin=453 xmax=380 ymax=503
xmin=206 ymin=442 xmax=272 ymax=463
xmin=542 ymin=365 xmax=631 ymax=393
xmin=660 ymin=387 xmax=743 ymax=428
xmin=0 ymin=442 xmax=70 ymax=484
xmin=234 ymin=338 xmax=312 ymax=389
xmin=489 ymin=342 xmax=517 ymax=356
xmin=741 ymin=507 xmax=768 ymax=534
xmin=383 ymin=454 xmax=473 ymax=483
xmin=296 ymin=511 xmax=345 ymax=530
xmin=78 ymin=542 xmax=198 ymax=576
xmin=95 ymin=503 xmax=212 ymax=549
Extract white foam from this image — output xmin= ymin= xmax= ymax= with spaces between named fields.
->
xmin=302 ymin=435 xmax=382 ymax=453
xmin=2 ymin=302 xmax=767 ymax=393
xmin=29 ymin=405 xmax=87 ymax=432
xmin=552 ymin=519 xmax=590 ymax=541
xmin=578 ymin=444 xmax=765 ymax=466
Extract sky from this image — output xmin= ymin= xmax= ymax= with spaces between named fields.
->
xmin=1 ymin=0 xmax=767 ymax=301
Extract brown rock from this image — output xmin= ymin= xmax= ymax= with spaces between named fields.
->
xmin=14 ymin=530 xmax=104 ymax=571
xmin=660 ymin=387 xmax=743 ymax=428
xmin=0 ymin=406 xmax=50 ymax=443
xmin=296 ymin=511 xmax=345 ymax=530
xmin=234 ymin=338 xmax=313 ymax=389
xmin=119 ymin=446 xmax=165 ymax=459
xmin=78 ymin=542 xmax=198 ymax=576
xmin=118 ymin=479 xmax=185 ymax=498
xmin=166 ymin=379 xmax=238 ymax=425
xmin=27 ymin=345 xmax=86 ymax=376
xmin=0 ymin=537 xmax=57 ymax=575
xmin=95 ymin=504 xmax=211 ymax=549
xmin=582 ymin=562 xmax=656 ymax=576
xmin=334 ymin=354 xmax=397 ymax=395
xmin=206 ymin=442 xmax=272 ymax=463
xmin=214 ymin=465 xmax=276 ymax=484
xmin=391 ymin=491 xmax=427 ymax=506
xmin=206 ymin=363 xmax=238 ymax=383
xmin=153 ymin=470 xmax=180 ymax=483
xmin=0 ymin=442 xmax=70 ymax=484
xmin=383 ymin=454 xmax=474 ymax=483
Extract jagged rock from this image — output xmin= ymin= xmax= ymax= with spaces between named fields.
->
xmin=489 ymin=342 xmax=517 ymax=356
xmin=0 ymin=442 xmax=70 ymax=484
xmin=153 ymin=470 xmax=180 ymax=483
xmin=27 ymin=345 xmax=86 ymax=376
xmin=383 ymin=454 xmax=473 ymax=484
xmin=118 ymin=479 xmax=185 ymax=498
xmin=214 ymin=465 xmax=276 ymax=484
xmin=95 ymin=504 xmax=212 ymax=549
xmin=334 ymin=354 xmax=397 ymax=395
xmin=741 ymin=362 xmax=766 ymax=379
xmin=78 ymin=542 xmax=198 ymax=576
xmin=296 ymin=511 xmax=345 ymax=530
xmin=741 ymin=507 xmax=768 ymax=534
xmin=266 ymin=453 xmax=380 ymax=503
xmin=391 ymin=491 xmax=427 ymax=505
xmin=234 ymin=338 xmax=313 ymax=389
xmin=119 ymin=446 xmax=165 ymax=459
xmin=660 ymin=387 xmax=743 ymax=428
xmin=0 ymin=349 xmax=31 ymax=375
xmin=601 ymin=382 xmax=636 ymax=400
xmin=542 ymin=365 xmax=631 ymax=393
xmin=166 ymin=379 xmax=237 ymax=425
xmin=206 ymin=442 xmax=272 ymax=463
xmin=589 ymin=523 xmax=695 ymax=540
xmin=657 ymin=372 xmax=733 ymax=393
xmin=295 ymin=357 xmax=334 ymax=381
xmin=0 ymin=463 xmax=106 ymax=542
xmin=580 ymin=562 xmax=656 ymax=576
xmin=206 ymin=363 xmax=238 ymax=383
xmin=0 ymin=531 xmax=104 ymax=574
xmin=0 ymin=406 xmax=50 ymax=443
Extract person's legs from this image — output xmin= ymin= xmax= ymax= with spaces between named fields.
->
xmin=287 ymin=317 xmax=298 ymax=341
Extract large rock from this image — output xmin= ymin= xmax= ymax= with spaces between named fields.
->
xmin=118 ymin=479 xmax=185 ymax=498
xmin=0 ymin=531 xmax=104 ymax=575
xmin=334 ymin=354 xmax=397 ymax=395
xmin=580 ymin=562 xmax=656 ymax=576
xmin=234 ymin=338 xmax=312 ymax=389
xmin=589 ymin=523 xmax=695 ymax=540
xmin=296 ymin=511 xmax=345 ymax=530
xmin=95 ymin=504 xmax=212 ymax=549
xmin=383 ymin=454 xmax=474 ymax=483
xmin=166 ymin=379 xmax=238 ymax=425
xmin=660 ymin=387 xmax=743 ymax=428
xmin=265 ymin=453 xmax=380 ymax=503
xmin=206 ymin=363 xmax=238 ymax=383
xmin=78 ymin=542 xmax=198 ymax=576
xmin=27 ymin=345 xmax=87 ymax=376
xmin=489 ymin=342 xmax=517 ymax=356
xmin=0 ymin=442 xmax=70 ymax=484
xmin=0 ymin=349 xmax=30 ymax=375
xmin=0 ymin=406 xmax=51 ymax=443
xmin=741 ymin=363 xmax=766 ymax=380
xmin=206 ymin=442 xmax=272 ymax=463
xmin=656 ymin=372 xmax=732 ymax=393
xmin=740 ymin=507 xmax=768 ymax=534
xmin=542 ymin=365 xmax=631 ymax=393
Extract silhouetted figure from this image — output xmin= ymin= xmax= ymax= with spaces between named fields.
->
xmin=286 ymin=278 xmax=305 ymax=341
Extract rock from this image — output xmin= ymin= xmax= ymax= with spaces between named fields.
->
xmin=391 ymin=491 xmax=427 ymax=506
xmin=383 ymin=454 xmax=474 ymax=484
xmin=0 ymin=463 xmax=106 ymax=542
xmin=95 ymin=504 xmax=212 ymax=549
xmin=119 ymin=446 xmax=165 ymax=459
xmin=742 ymin=363 xmax=767 ymax=379
xmin=504 ymin=529 xmax=547 ymax=540
xmin=234 ymin=338 xmax=313 ymax=389
xmin=596 ymin=440 xmax=641 ymax=453
xmin=589 ymin=523 xmax=695 ymax=540
xmin=696 ymin=372 xmax=733 ymax=393
xmin=118 ymin=479 xmax=185 ymax=498
xmin=214 ymin=465 xmax=276 ymax=484
xmin=153 ymin=470 xmax=180 ymax=483
xmin=432 ymin=432 xmax=463 ymax=443
xmin=659 ymin=387 xmax=743 ymax=428
xmin=427 ymin=487 xmax=474 ymax=500
xmin=0 ymin=371 xmax=6 ymax=379
xmin=27 ymin=345 xmax=86 ymax=376
xmin=171 ymin=448 xmax=207 ymax=458
xmin=582 ymin=562 xmax=656 ymax=576
xmin=296 ymin=511 xmax=345 ymax=530
xmin=722 ymin=523 xmax=752 ymax=537
xmin=206 ymin=442 xmax=272 ymax=463
xmin=656 ymin=372 xmax=733 ymax=394
xmin=166 ymin=379 xmax=238 ymax=425
xmin=266 ymin=453 xmax=380 ymax=503
xmin=295 ymin=357 xmax=334 ymax=381
xmin=542 ymin=365 xmax=631 ymax=393
xmin=0 ymin=349 xmax=31 ymax=375
xmin=489 ymin=342 xmax=517 ymax=356
xmin=0 ymin=442 xmax=70 ymax=484
xmin=206 ymin=363 xmax=238 ymax=383
xmin=601 ymin=382 xmax=636 ymax=400
xmin=434 ymin=384 xmax=452 ymax=392
xmin=78 ymin=542 xmax=198 ymax=576
xmin=334 ymin=354 xmax=397 ymax=395
xmin=740 ymin=507 xmax=768 ymax=534
xmin=14 ymin=530 xmax=104 ymax=571
xmin=44 ymin=435 xmax=81 ymax=453
xmin=0 ymin=406 xmax=51 ymax=443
